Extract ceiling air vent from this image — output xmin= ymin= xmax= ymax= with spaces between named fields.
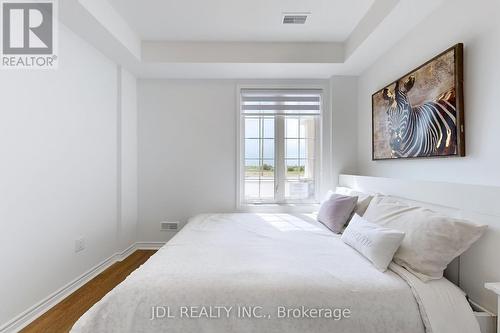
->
xmin=282 ymin=12 xmax=310 ymax=24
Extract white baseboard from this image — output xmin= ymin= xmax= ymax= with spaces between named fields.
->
xmin=0 ymin=241 xmax=166 ymax=333
xmin=135 ymin=241 xmax=166 ymax=250
xmin=114 ymin=242 xmax=138 ymax=262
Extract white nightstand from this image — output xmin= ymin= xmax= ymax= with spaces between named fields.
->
xmin=485 ymin=282 xmax=500 ymax=333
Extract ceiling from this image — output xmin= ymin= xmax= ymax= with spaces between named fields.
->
xmin=61 ymin=0 xmax=446 ymax=78
xmin=107 ymin=0 xmax=374 ymax=42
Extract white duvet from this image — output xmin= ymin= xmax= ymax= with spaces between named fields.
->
xmin=72 ymin=213 xmax=479 ymax=333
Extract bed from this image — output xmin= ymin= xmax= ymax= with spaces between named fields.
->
xmin=71 ymin=212 xmax=480 ymax=333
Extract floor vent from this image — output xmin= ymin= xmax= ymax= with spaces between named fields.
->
xmin=161 ymin=221 xmax=179 ymax=231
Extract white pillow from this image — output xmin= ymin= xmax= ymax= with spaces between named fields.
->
xmin=363 ymin=195 xmax=487 ymax=281
xmin=334 ymin=187 xmax=374 ymax=216
xmin=341 ymin=214 xmax=405 ymax=271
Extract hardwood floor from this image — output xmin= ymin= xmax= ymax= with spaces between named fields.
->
xmin=21 ymin=250 xmax=156 ymax=333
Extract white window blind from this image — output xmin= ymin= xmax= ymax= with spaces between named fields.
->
xmin=240 ymin=89 xmax=322 ymax=115
xmin=239 ymin=88 xmax=322 ymax=205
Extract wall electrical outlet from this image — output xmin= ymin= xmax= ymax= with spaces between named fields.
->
xmin=75 ymin=237 xmax=86 ymax=253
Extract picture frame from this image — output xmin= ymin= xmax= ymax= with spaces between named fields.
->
xmin=371 ymin=43 xmax=464 ymax=160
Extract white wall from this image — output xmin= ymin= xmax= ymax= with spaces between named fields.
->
xmin=0 ymin=25 xmax=137 ymax=328
xmin=138 ymin=79 xmax=335 ymax=242
xmin=357 ymin=0 xmax=500 ymax=186
xmin=331 ymin=76 xmax=358 ymax=187
xmin=138 ymin=80 xmax=237 ymax=242
xmin=118 ymin=68 xmax=138 ymax=249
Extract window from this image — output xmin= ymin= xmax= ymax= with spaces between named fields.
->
xmin=239 ymin=88 xmax=322 ymax=205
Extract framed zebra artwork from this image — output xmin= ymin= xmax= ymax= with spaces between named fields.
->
xmin=372 ymin=43 xmax=464 ymax=160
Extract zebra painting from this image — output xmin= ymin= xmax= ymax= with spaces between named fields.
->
xmin=372 ymin=44 xmax=464 ymax=160
xmin=382 ymin=75 xmax=457 ymax=158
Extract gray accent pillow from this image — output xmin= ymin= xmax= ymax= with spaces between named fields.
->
xmin=317 ymin=194 xmax=358 ymax=233
xmin=335 ymin=187 xmax=374 ymax=216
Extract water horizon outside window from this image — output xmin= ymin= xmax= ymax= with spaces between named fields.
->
xmin=240 ymin=88 xmax=321 ymax=205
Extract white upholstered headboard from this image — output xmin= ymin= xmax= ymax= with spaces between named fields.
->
xmin=339 ymin=174 xmax=500 ymax=314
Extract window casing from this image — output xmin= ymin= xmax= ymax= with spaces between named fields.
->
xmin=238 ymin=88 xmax=322 ymax=205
